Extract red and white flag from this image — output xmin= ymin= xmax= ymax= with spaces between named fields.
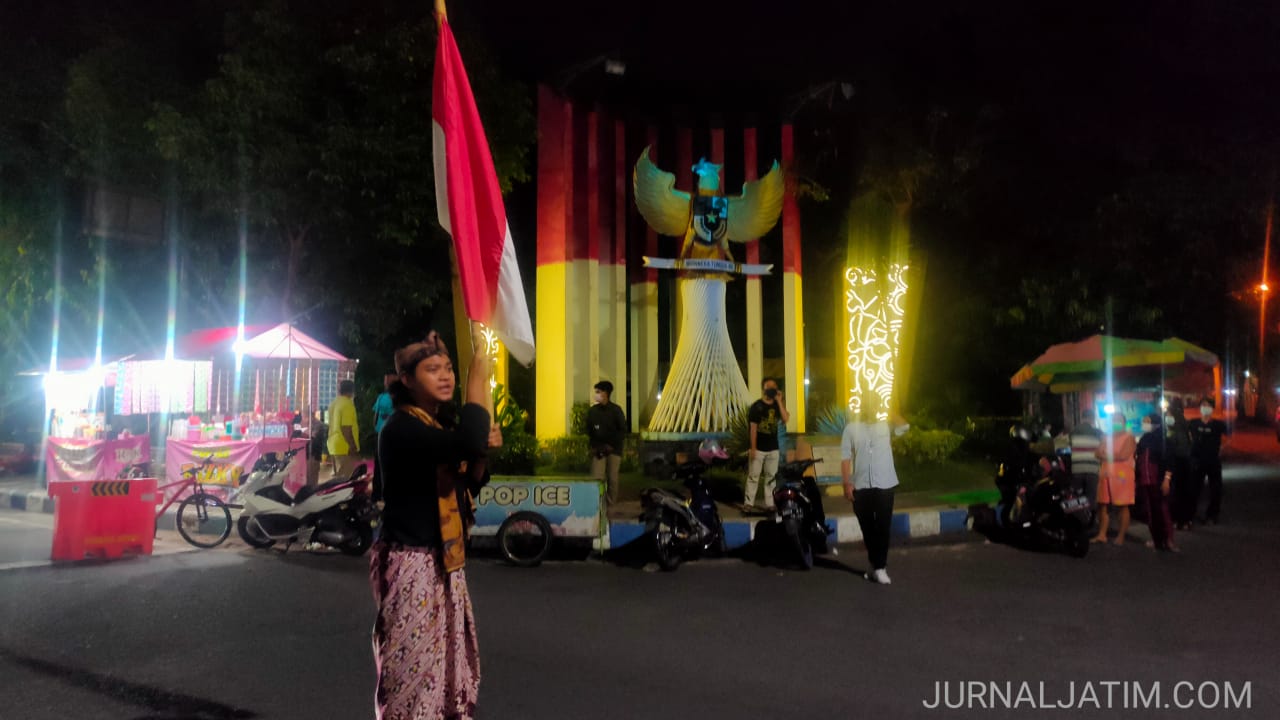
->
xmin=432 ymin=12 xmax=534 ymax=365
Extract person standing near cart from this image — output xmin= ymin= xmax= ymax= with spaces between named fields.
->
xmin=1188 ymin=398 xmax=1230 ymax=525
xmin=373 ymin=373 xmax=396 ymax=435
xmin=326 ymin=380 xmax=360 ymax=479
xmin=586 ymin=380 xmax=628 ymax=506
xmin=743 ymin=378 xmax=789 ymax=512
xmin=306 ymin=410 xmax=327 ymax=488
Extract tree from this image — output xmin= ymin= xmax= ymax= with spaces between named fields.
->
xmin=146 ymin=0 xmax=533 ymax=356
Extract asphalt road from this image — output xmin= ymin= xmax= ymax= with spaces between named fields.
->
xmin=2 ymin=443 xmax=1278 ymax=719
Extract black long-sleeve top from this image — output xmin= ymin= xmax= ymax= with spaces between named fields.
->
xmin=373 ymin=402 xmax=491 ymax=548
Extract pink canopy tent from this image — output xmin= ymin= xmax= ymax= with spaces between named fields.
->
xmin=184 ymin=324 xmax=356 ymax=418
xmin=237 ymin=323 xmax=349 ymax=361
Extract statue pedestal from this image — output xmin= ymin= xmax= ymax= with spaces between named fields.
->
xmin=647 ymin=277 xmax=752 ymax=433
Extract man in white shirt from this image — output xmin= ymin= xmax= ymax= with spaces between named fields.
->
xmin=841 ymin=394 xmax=908 ymax=585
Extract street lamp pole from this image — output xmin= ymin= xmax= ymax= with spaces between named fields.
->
xmin=1260 ymin=201 xmax=1273 ymax=420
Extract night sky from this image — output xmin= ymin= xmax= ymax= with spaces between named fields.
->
xmin=4 ymin=0 xmax=1280 ymax=417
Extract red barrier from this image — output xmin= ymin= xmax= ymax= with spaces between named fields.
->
xmin=49 ymin=479 xmax=157 ymax=561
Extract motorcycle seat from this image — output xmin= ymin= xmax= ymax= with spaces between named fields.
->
xmin=292 ymin=477 xmax=348 ymax=505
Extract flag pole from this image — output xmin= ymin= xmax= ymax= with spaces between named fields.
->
xmin=432 ymin=0 xmax=495 ymax=419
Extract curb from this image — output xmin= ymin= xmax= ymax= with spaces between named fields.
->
xmin=0 ymin=488 xmax=55 ymax=514
xmin=607 ymin=507 xmax=969 ymax=550
xmin=0 ymin=487 xmax=184 ymax=532
xmin=5 ymin=484 xmax=972 ymax=550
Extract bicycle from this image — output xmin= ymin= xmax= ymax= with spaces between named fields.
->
xmin=155 ymin=456 xmax=234 ymax=549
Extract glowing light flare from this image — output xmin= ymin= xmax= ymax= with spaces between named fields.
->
xmin=480 ymin=326 xmax=502 ymax=390
xmin=845 ymin=264 xmax=909 ymax=420
xmin=94 ymin=242 xmax=106 ymax=371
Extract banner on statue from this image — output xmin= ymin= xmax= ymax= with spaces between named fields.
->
xmin=470 ymin=479 xmax=602 ymax=538
xmin=642 ymin=256 xmax=773 ymax=275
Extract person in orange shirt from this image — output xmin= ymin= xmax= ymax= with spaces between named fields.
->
xmin=1093 ymin=412 xmax=1137 ymax=545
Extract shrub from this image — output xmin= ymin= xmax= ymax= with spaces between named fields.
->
xmin=891 ymin=428 xmax=963 ymax=465
xmin=619 ymin=434 xmax=641 ymax=473
xmin=570 ymin=402 xmax=591 ymax=436
xmin=961 ymin=416 xmax=1021 ymax=458
xmin=541 ymin=435 xmax=592 ymax=473
xmin=491 ymin=430 xmax=539 ymax=475
xmin=724 ymin=405 xmax=752 ymax=457
xmin=815 ymin=403 xmax=854 ymax=437
xmin=492 ymin=383 xmax=530 ymax=435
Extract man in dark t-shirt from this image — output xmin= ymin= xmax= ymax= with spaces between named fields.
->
xmin=1188 ymin=398 xmax=1230 ymax=524
xmin=743 ymin=377 xmax=790 ymax=511
xmin=586 ymin=380 xmax=628 ymax=506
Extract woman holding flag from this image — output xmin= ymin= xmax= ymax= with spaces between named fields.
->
xmin=370 ymin=325 xmax=500 ymax=720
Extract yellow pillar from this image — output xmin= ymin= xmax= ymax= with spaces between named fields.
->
xmin=746 ymin=276 xmax=763 ymax=394
xmin=537 ymin=263 xmax=570 ymax=438
xmin=783 ymin=272 xmax=806 ymax=431
xmin=535 ymin=86 xmax=572 ymax=438
xmin=630 ymin=279 xmax=660 ymax=431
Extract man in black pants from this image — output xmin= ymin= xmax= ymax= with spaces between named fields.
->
xmin=1188 ymin=398 xmax=1229 ymax=525
xmin=840 ymin=394 xmax=908 ymax=585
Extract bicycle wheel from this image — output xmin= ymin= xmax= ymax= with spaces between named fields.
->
xmin=175 ymin=493 xmax=233 ymax=548
xmin=497 ymin=511 xmax=552 ymax=567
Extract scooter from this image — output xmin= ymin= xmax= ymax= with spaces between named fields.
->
xmin=757 ymin=458 xmax=833 ymax=569
xmin=640 ymin=454 xmax=728 ymax=571
xmin=236 ymin=460 xmax=378 ymax=556
xmin=969 ymin=456 xmax=1092 ymax=558
xmin=237 ymin=446 xmax=303 ymax=499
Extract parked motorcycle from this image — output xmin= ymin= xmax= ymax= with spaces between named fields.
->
xmin=640 ymin=440 xmax=729 ymax=571
xmin=238 ymin=447 xmax=303 ymax=499
xmin=757 ymin=458 xmax=833 ymax=569
xmin=236 ymin=460 xmax=378 ymax=556
xmin=969 ymin=455 xmax=1092 ymax=558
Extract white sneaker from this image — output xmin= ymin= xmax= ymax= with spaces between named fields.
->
xmin=873 ymin=569 xmax=892 ymax=585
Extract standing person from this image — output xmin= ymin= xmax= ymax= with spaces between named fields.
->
xmin=373 ymin=374 xmax=396 ymax=435
xmin=306 ymin=409 xmax=328 ymax=488
xmin=1165 ymin=399 xmax=1195 ymax=530
xmin=840 ymin=393 xmax=908 ymax=585
xmin=370 ymin=328 xmax=501 ymax=720
xmin=1068 ymin=419 xmax=1102 ymax=510
xmin=326 ymin=380 xmax=361 ymax=479
xmin=1135 ymin=414 xmax=1176 ymax=551
xmin=586 ymin=380 xmax=628 ymax=506
xmin=1093 ymin=412 xmax=1136 ymax=545
xmin=743 ymin=377 xmax=789 ymax=512
xmin=1188 ymin=397 xmax=1230 ymax=525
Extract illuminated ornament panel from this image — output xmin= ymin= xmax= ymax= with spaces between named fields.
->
xmin=846 ymin=264 xmax=909 ymax=419
xmin=480 ymin=326 xmax=502 ymax=389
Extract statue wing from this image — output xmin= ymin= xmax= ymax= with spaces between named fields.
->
xmin=633 ymin=146 xmax=691 ymax=238
xmin=726 ymin=160 xmax=785 ymax=242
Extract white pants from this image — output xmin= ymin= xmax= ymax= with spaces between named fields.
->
xmin=744 ymin=450 xmax=780 ymax=507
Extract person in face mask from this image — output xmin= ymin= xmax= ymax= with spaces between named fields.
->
xmin=586 ymin=380 xmax=628 ymax=506
xmin=1093 ymin=412 xmax=1137 ymax=545
xmin=1135 ymin=414 xmax=1176 ymax=551
xmin=1187 ymin=397 xmax=1230 ymax=525
xmin=743 ymin=377 xmax=790 ymax=512
xmin=1164 ymin=398 xmax=1195 ymax=530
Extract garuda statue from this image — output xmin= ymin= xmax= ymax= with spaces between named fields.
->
xmin=634 ymin=146 xmax=784 ymax=433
